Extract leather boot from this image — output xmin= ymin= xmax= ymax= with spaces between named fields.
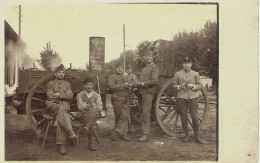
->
xmin=69 ymin=130 xmax=77 ymax=140
xmin=59 ymin=144 xmax=67 ymax=155
xmin=88 ymin=128 xmax=96 ymax=151
xmin=121 ymin=134 xmax=130 ymax=141
xmin=195 ymin=131 xmax=205 ymax=144
xmin=111 ymin=130 xmax=119 ymax=141
xmin=182 ymin=132 xmax=190 ymax=142
xmin=138 ymin=135 xmax=149 ymax=142
xmin=89 ymin=141 xmax=96 ymax=151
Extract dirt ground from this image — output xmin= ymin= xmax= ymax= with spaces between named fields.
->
xmin=5 ymin=94 xmax=217 ymax=161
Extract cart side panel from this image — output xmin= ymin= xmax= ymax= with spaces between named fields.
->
xmin=64 ymin=71 xmax=108 ymax=94
xmin=156 ymin=40 xmax=175 ymax=78
xmin=18 ymin=70 xmax=50 ymax=94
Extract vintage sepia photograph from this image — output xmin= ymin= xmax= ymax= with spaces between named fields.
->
xmin=4 ymin=3 xmax=219 ymax=161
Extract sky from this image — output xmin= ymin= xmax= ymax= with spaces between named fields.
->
xmin=4 ymin=4 xmax=217 ymax=69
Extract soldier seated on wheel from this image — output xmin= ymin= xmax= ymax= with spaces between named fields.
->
xmin=172 ymin=56 xmax=205 ymax=144
xmin=45 ymin=64 xmax=77 ymax=155
xmin=76 ymin=77 xmax=105 ymax=151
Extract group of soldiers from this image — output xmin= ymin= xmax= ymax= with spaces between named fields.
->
xmin=46 ymin=51 xmax=204 ymax=155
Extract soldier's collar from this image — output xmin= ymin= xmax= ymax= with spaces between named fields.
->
xmin=146 ymin=62 xmax=154 ymax=67
xmin=55 ymin=79 xmax=64 ymax=83
xmin=84 ymin=90 xmax=93 ymax=97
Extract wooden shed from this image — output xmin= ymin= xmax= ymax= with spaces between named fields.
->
xmin=5 ymin=20 xmax=35 ymax=87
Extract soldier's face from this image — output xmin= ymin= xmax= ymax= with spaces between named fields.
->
xmin=55 ymin=71 xmax=65 ymax=80
xmin=182 ymin=62 xmax=192 ymax=71
xmin=144 ymin=54 xmax=154 ymax=64
xmin=126 ymin=69 xmax=132 ymax=74
xmin=116 ymin=66 xmax=124 ymax=74
xmin=84 ymin=83 xmax=94 ymax=92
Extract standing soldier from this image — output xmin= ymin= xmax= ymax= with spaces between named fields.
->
xmin=125 ymin=65 xmax=138 ymax=85
xmin=125 ymin=65 xmax=138 ymax=106
xmin=76 ymin=77 xmax=103 ymax=151
xmin=172 ymin=56 xmax=204 ymax=144
xmin=134 ymin=51 xmax=159 ymax=142
xmin=108 ymin=62 xmax=131 ymax=141
xmin=45 ymin=64 xmax=76 ymax=155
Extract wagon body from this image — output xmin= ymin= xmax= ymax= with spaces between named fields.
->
xmin=17 ymin=69 xmax=108 ymax=95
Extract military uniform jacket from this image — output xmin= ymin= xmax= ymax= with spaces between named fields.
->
xmin=125 ymin=73 xmax=138 ymax=84
xmin=139 ymin=63 xmax=159 ymax=94
xmin=172 ymin=69 xmax=202 ymax=99
xmin=46 ymin=79 xmax=73 ymax=107
xmin=108 ymin=73 xmax=128 ymax=101
xmin=76 ymin=90 xmax=103 ymax=118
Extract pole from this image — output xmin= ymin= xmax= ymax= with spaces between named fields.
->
xmin=19 ymin=5 xmax=21 ymax=37
xmin=123 ymin=24 xmax=126 ymax=73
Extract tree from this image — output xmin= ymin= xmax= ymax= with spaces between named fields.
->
xmin=198 ymin=20 xmax=218 ymax=86
xmin=173 ymin=30 xmax=201 ymax=72
xmin=38 ymin=42 xmax=62 ymax=71
xmin=171 ymin=20 xmax=218 ymax=88
xmin=105 ymin=50 xmax=138 ymax=75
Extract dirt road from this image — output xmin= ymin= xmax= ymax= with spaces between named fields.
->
xmin=5 ymin=95 xmax=217 ymax=161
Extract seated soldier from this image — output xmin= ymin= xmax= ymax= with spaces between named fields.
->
xmin=46 ymin=64 xmax=77 ymax=155
xmin=76 ymin=77 xmax=103 ymax=151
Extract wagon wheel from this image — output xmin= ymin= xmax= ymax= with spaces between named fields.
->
xmin=26 ymin=73 xmax=82 ymax=139
xmin=129 ymin=95 xmax=158 ymax=125
xmin=155 ymin=79 xmax=209 ymax=137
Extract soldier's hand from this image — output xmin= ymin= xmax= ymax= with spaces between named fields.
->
xmin=53 ymin=93 xmax=60 ymax=97
xmin=179 ymin=83 xmax=186 ymax=90
xmin=132 ymin=99 xmax=138 ymax=106
xmin=133 ymin=81 xmax=142 ymax=86
xmin=124 ymin=82 xmax=129 ymax=88
xmin=68 ymin=114 xmax=75 ymax=120
xmin=100 ymin=110 xmax=108 ymax=118
xmin=186 ymin=83 xmax=194 ymax=89
xmin=87 ymin=103 xmax=94 ymax=109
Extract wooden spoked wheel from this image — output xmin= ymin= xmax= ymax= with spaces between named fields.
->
xmin=26 ymin=74 xmax=80 ymax=139
xmin=129 ymin=96 xmax=158 ymax=125
xmin=155 ymin=79 xmax=209 ymax=137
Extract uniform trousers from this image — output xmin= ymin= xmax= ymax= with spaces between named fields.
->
xmin=176 ymin=98 xmax=199 ymax=135
xmin=112 ymin=100 xmax=130 ymax=135
xmin=46 ymin=102 xmax=73 ymax=145
xmin=140 ymin=94 xmax=154 ymax=135
xmin=78 ymin=109 xmax=101 ymax=142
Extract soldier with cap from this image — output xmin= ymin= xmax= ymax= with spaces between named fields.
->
xmin=76 ymin=77 xmax=104 ymax=151
xmin=133 ymin=50 xmax=159 ymax=142
xmin=108 ymin=62 xmax=131 ymax=141
xmin=45 ymin=64 xmax=76 ymax=155
xmin=172 ymin=56 xmax=204 ymax=144
xmin=125 ymin=65 xmax=138 ymax=85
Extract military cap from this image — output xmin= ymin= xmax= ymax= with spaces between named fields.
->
xmin=145 ymin=50 xmax=153 ymax=56
xmin=84 ymin=77 xmax=94 ymax=84
xmin=182 ymin=56 xmax=192 ymax=63
xmin=115 ymin=62 xmax=123 ymax=68
xmin=126 ymin=65 xmax=132 ymax=70
xmin=55 ymin=64 xmax=65 ymax=72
